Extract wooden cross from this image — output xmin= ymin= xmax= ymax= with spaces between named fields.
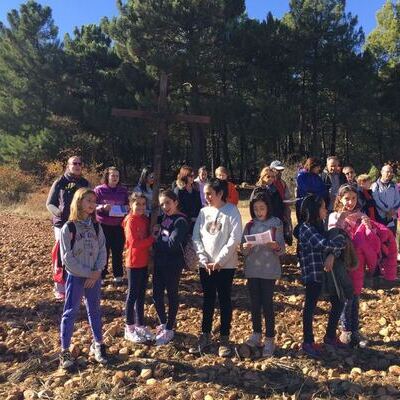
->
xmin=112 ymin=71 xmax=211 ymax=226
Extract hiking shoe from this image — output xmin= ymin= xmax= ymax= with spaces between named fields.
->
xmin=155 ymin=328 xmax=174 ymax=346
xmin=323 ymin=336 xmax=348 ymax=349
xmin=339 ymin=330 xmax=352 ymax=345
xmin=218 ymin=336 xmax=231 ymax=357
xmin=89 ymin=342 xmax=108 ymax=365
xmin=124 ymin=326 xmax=147 ymax=344
xmin=262 ymin=338 xmax=275 ymax=358
xmin=301 ymin=342 xmax=323 ymax=358
xmin=351 ymin=331 xmax=369 ymax=348
xmin=245 ymin=332 xmax=262 ymax=348
xmin=136 ymin=326 xmax=155 ymax=341
xmin=59 ymin=350 xmax=74 ymax=370
xmin=188 ymin=333 xmax=212 ymax=354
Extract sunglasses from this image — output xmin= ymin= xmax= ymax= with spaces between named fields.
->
xmin=71 ymin=162 xmax=82 ymax=166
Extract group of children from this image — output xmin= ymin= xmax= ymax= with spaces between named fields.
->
xmin=57 ymin=166 xmax=397 ymax=369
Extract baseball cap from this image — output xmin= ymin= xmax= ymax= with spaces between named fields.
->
xmin=270 ymin=160 xmax=285 ymax=170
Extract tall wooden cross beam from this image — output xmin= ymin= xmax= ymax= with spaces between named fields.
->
xmin=112 ymin=71 xmax=211 ymax=226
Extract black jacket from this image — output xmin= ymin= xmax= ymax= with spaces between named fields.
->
xmin=320 ymin=170 xmax=347 ymax=207
xmin=154 ymin=214 xmax=189 ymax=268
xmin=46 ymin=174 xmax=89 ymax=228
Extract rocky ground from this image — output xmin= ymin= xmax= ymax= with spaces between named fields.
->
xmin=0 ymin=213 xmax=399 ymax=400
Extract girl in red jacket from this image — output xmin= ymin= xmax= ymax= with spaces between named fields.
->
xmin=122 ymin=193 xmax=155 ymax=343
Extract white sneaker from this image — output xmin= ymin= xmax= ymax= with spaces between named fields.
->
xmin=124 ymin=326 xmax=146 ymax=343
xmin=245 ymin=332 xmax=262 ymax=348
xmin=89 ymin=342 xmax=108 ymax=364
xmin=136 ymin=326 xmax=155 ymax=341
xmin=262 ymin=338 xmax=275 ymax=358
xmin=156 ymin=323 xmax=166 ymax=335
xmin=155 ymin=328 xmax=174 ymax=346
xmin=339 ymin=330 xmax=352 ymax=345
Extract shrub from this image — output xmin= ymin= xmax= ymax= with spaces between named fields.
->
xmin=0 ymin=166 xmax=36 ymax=203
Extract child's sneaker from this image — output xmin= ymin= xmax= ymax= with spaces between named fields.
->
xmin=155 ymin=328 xmax=174 ymax=346
xmin=136 ymin=326 xmax=155 ymax=341
xmin=188 ymin=333 xmax=212 ymax=354
xmin=323 ymin=336 xmax=348 ymax=349
xmin=262 ymin=337 xmax=275 ymax=358
xmin=156 ymin=323 xmax=166 ymax=335
xmin=89 ymin=342 xmax=108 ymax=365
xmin=218 ymin=336 xmax=231 ymax=357
xmin=124 ymin=326 xmax=146 ymax=344
xmin=339 ymin=330 xmax=352 ymax=345
xmin=59 ymin=349 xmax=74 ymax=370
xmin=351 ymin=331 xmax=369 ymax=348
xmin=301 ymin=342 xmax=323 ymax=358
xmin=245 ymin=332 xmax=262 ymax=348
xmin=113 ymin=277 xmax=124 ymax=286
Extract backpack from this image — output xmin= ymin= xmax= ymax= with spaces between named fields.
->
xmin=174 ymin=216 xmax=199 ymax=271
xmin=52 ymin=221 xmax=100 ymax=284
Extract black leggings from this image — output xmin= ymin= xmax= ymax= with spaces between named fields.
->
xmin=199 ymin=268 xmax=235 ymax=337
xmin=248 ymin=278 xmax=275 ymax=338
xmin=101 ymin=224 xmax=125 ymax=279
xmin=126 ymin=267 xmax=148 ymax=326
xmin=303 ymin=282 xmax=344 ymax=344
xmin=152 ymin=264 xmax=182 ymax=330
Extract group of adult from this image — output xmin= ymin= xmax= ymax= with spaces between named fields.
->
xmin=296 ymin=156 xmax=400 ymax=237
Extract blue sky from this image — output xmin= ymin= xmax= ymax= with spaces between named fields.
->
xmin=0 ymin=0 xmax=387 ymax=38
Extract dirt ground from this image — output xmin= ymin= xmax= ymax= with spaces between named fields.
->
xmin=0 ymin=212 xmax=399 ymax=400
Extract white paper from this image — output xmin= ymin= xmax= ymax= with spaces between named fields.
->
xmin=283 ymin=199 xmax=297 ymax=204
xmin=109 ymin=205 xmax=128 ymax=217
xmin=245 ymin=229 xmax=273 ymax=244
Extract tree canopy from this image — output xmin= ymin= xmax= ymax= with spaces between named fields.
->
xmin=0 ymin=0 xmax=399 ymax=181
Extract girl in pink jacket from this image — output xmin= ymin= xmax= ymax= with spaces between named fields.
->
xmin=328 ymin=184 xmax=376 ymax=348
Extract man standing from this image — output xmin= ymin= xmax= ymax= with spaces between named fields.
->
xmin=371 ymin=164 xmax=400 ymax=236
xmin=321 ymin=156 xmax=347 ymax=211
xmin=343 ymin=165 xmax=357 ymax=186
xmin=270 ymin=160 xmax=293 ymax=245
xmin=46 ymin=156 xmax=89 ymax=298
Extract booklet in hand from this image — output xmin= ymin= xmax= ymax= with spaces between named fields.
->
xmin=245 ymin=228 xmax=275 ymax=245
xmin=109 ymin=205 xmax=128 ymax=217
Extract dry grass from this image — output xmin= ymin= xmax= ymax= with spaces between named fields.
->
xmin=0 ymin=188 xmax=49 ymax=220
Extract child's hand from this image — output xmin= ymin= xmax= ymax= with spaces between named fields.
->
xmin=205 ymin=263 xmax=214 ymax=275
xmin=152 ymin=224 xmax=160 ymax=237
xmin=242 ymin=242 xmax=254 ymax=249
xmin=324 ymin=254 xmax=335 ymax=272
xmin=85 ymin=271 xmax=101 ymax=288
xmin=361 ymin=216 xmax=371 ymax=229
xmin=266 ymin=241 xmax=280 ymax=251
xmin=103 ymin=204 xmax=112 ymax=212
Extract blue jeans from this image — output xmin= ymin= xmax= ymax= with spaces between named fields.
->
xmin=60 ymin=273 xmax=102 ymax=350
xmin=340 ymin=295 xmax=359 ymax=332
